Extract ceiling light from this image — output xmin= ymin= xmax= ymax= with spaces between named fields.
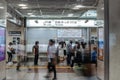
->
xmin=29 ymin=15 xmax=36 ymax=17
xmin=21 ymin=6 xmax=28 ymax=9
xmin=18 ymin=4 xmax=27 ymax=7
xmin=68 ymin=13 xmax=74 ymax=17
xmin=101 ymin=7 xmax=104 ymax=10
xmin=27 ymin=13 xmax=33 ymax=15
xmin=0 ymin=7 xmax=4 ymax=9
xmin=72 ymin=7 xmax=80 ymax=10
xmin=72 ymin=5 xmax=85 ymax=10
xmin=75 ymin=5 xmax=85 ymax=8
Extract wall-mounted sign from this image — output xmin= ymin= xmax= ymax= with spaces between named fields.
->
xmin=9 ymin=31 xmax=21 ymax=36
xmin=27 ymin=19 xmax=98 ymax=27
xmin=0 ymin=27 xmax=5 ymax=61
xmin=95 ymin=20 xmax=104 ymax=27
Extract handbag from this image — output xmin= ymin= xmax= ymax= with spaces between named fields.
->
xmin=11 ymin=49 xmax=16 ymax=54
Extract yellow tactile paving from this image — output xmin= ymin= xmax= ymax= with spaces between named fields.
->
xmin=6 ymin=66 xmax=71 ymax=69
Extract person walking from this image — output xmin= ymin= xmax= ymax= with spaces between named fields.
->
xmin=71 ymin=42 xmax=82 ymax=67
xmin=32 ymin=41 xmax=39 ymax=65
xmin=16 ymin=41 xmax=25 ymax=71
xmin=45 ymin=39 xmax=57 ymax=80
xmin=7 ymin=42 xmax=14 ymax=63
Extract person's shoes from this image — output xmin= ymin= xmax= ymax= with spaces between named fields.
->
xmin=52 ymin=78 xmax=57 ymax=80
xmin=34 ymin=64 xmax=38 ymax=66
xmin=16 ymin=69 xmax=21 ymax=72
xmin=44 ymin=75 xmax=50 ymax=78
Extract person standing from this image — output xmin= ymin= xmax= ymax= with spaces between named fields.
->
xmin=71 ymin=42 xmax=82 ymax=67
xmin=66 ymin=40 xmax=73 ymax=66
xmin=91 ymin=47 xmax=97 ymax=63
xmin=45 ymin=39 xmax=57 ymax=80
xmin=32 ymin=41 xmax=39 ymax=65
xmin=58 ymin=41 xmax=67 ymax=66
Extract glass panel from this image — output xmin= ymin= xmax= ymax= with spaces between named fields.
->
xmin=80 ymin=10 xmax=97 ymax=18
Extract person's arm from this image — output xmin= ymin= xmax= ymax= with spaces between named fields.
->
xmin=8 ymin=46 xmax=14 ymax=51
xmin=8 ymin=46 xmax=11 ymax=51
xmin=46 ymin=46 xmax=49 ymax=56
xmin=32 ymin=46 xmax=35 ymax=55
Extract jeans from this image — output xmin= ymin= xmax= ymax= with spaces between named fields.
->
xmin=7 ymin=52 xmax=12 ymax=62
xmin=67 ymin=53 xmax=71 ymax=65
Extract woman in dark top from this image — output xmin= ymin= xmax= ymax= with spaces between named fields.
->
xmin=32 ymin=41 xmax=39 ymax=65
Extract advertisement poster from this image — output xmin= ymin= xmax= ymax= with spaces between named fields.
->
xmin=98 ymin=28 xmax=104 ymax=61
xmin=0 ymin=27 xmax=5 ymax=61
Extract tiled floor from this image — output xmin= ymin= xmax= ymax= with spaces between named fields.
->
xmin=6 ymin=64 xmax=98 ymax=80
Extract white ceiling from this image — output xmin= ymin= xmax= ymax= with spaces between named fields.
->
xmin=6 ymin=0 xmax=99 ymax=18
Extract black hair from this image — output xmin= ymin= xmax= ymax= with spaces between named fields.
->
xmin=49 ymin=39 xmax=55 ymax=43
xmin=9 ymin=42 xmax=13 ymax=45
xmin=77 ymin=42 xmax=80 ymax=49
xmin=35 ymin=41 xmax=39 ymax=45
xmin=70 ymin=40 xmax=73 ymax=44
xmin=93 ymin=47 xmax=97 ymax=51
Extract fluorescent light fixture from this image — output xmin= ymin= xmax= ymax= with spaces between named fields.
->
xmin=68 ymin=13 xmax=74 ymax=17
xmin=21 ymin=6 xmax=28 ymax=9
xmin=29 ymin=15 xmax=36 ymax=17
xmin=27 ymin=13 xmax=33 ymax=15
xmin=72 ymin=7 xmax=80 ymax=10
xmin=75 ymin=5 xmax=85 ymax=8
xmin=0 ymin=7 xmax=4 ymax=9
xmin=18 ymin=4 xmax=27 ymax=7
xmin=72 ymin=5 xmax=85 ymax=10
xmin=101 ymin=7 xmax=104 ymax=10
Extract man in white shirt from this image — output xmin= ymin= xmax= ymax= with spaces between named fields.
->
xmin=45 ymin=39 xmax=57 ymax=80
xmin=16 ymin=42 xmax=25 ymax=71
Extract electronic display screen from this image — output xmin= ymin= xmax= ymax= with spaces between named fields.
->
xmin=0 ymin=27 xmax=5 ymax=61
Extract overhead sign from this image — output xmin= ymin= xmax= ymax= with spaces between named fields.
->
xmin=27 ymin=19 xmax=98 ymax=27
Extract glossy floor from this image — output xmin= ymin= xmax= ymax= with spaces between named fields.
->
xmin=6 ymin=64 xmax=98 ymax=80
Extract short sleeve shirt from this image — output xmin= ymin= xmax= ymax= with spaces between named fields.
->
xmin=47 ymin=45 xmax=56 ymax=59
